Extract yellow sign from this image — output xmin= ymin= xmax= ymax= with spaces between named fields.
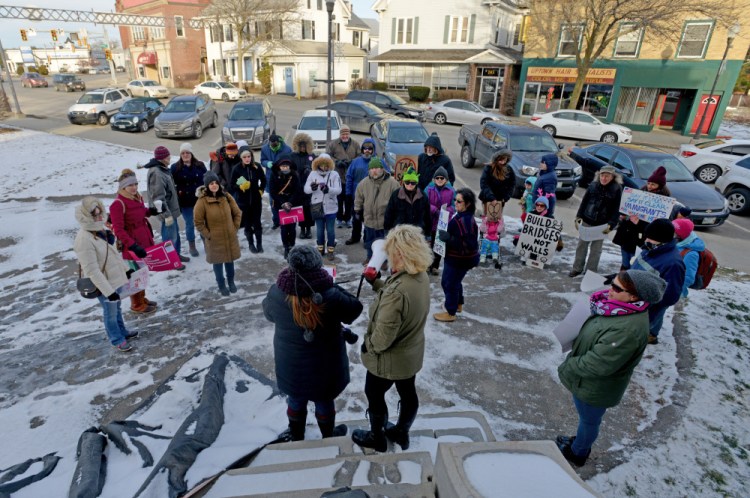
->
xmin=526 ymin=67 xmax=616 ymax=84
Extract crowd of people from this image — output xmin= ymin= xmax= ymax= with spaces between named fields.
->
xmin=73 ymin=128 xmax=707 ymax=470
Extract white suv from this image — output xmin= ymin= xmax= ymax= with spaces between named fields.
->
xmin=716 ymin=156 xmax=750 ymax=215
xmin=67 ymin=88 xmax=131 ymax=125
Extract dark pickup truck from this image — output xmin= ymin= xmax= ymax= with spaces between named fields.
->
xmin=458 ymin=121 xmax=582 ymax=199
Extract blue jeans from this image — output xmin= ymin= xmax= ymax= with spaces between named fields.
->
xmin=161 ymin=218 xmax=182 ymax=254
xmin=316 ymin=214 xmax=336 ymax=248
xmin=649 ymin=305 xmax=668 ymax=337
xmin=571 ymin=395 xmax=607 ymax=457
xmin=181 ymin=207 xmax=196 ymax=243
xmin=441 ymin=261 xmax=468 ymax=315
xmin=363 ymin=226 xmax=386 ymax=260
xmin=286 ymin=395 xmax=335 ymax=419
xmin=213 ymin=262 xmax=235 ymax=284
xmin=96 ymin=295 xmax=129 ymax=346
xmin=620 ymin=248 xmax=634 ymax=269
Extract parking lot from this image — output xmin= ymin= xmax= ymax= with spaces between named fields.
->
xmin=3 ymin=72 xmax=749 ymax=271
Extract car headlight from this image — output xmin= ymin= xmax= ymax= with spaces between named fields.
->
xmin=386 ymin=151 xmax=396 ymax=163
xmin=408 ymin=111 xmax=419 ymax=116
xmin=574 ymin=165 xmax=582 ymax=176
xmin=521 ymin=165 xmax=539 ymax=175
xmin=255 ymin=125 xmax=264 ymax=135
xmin=222 ymin=127 xmax=230 ymax=135
xmin=724 ymin=198 xmax=730 ymax=210
xmin=183 ymin=118 xmax=194 ymax=128
xmin=620 ymin=128 xmax=631 ymax=135
xmin=133 ymin=117 xmax=139 ymax=123
xmin=89 ymin=108 xmax=98 ymax=114
xmin=110 ymin=116 xmax=115 ymax=124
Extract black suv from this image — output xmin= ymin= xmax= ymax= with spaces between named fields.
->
xmin=222 ymin=98 xmax=276 ymax=147
xmin=53 ymin=74 xmax=86 ymax=92
xmin=345 ymin=90 xmax=424 ymax=120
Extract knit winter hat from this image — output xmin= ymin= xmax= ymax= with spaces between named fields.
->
xmin=644 ymin=218 xmax=675 ymax=243
xmin=433 ymin=166 xmax=448 ymax=179
xmin=648 ymin=166 xmax=667 ymax=187
xmin=154 ymin=146 xmax=170 ymax=161
xmin=236 ymin=140 xmax=249 ymax=149
xmin=340 ymin=125 xmax=351 ymax=133
xmin=203 ymin=171 xmax=221 ymax=187
xmin=225 ymin=142 xmax=238 ymax=153
xmin=541 ymin=154 xmax=558 ymax=169
xmin=672 ymin=219 xmax=695 ymax=240
xmin=368 ymin=156 xmax=384 ymax=170
xmin=626 ymin=269 xmax=667 ymax=304
xmin=240 ymin=149 xmax=253 ymax=158
xmin=402 ymin=166 xmax=419 ymax=183
xmin=534 ymin=196 xmax=549 ymax=208
xmin=118 ymin=168 xmax=138 ymax=189
xmin=269 ymin=133 xmax=281 ymax=143
xmin=288 ymin=245 xmax=323 ymax=272
xmin=179 ymin=143 xmax=193 ymax=154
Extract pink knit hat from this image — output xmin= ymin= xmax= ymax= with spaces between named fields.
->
xmin=672 ymin=218 xmax=694 ymax=240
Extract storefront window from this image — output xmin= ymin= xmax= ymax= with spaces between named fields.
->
xmin=433 ymin=64 xmax=469 ymax=90
xmin=384 ymin=63 xmax=424 ymax=90
xmin=521 ymin=82 xmax=612 ymax=117
xmin=615 ymin=87 xmax=659 ymax=125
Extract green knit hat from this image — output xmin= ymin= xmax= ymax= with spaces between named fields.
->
xmin=402 ymin=166 xmax=419 ymax=183
xmin=368 ymin=157 xmax=384 ymax=170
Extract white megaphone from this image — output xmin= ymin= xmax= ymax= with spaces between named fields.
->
xmin=359 ymin=239 xmax=388 ymax=296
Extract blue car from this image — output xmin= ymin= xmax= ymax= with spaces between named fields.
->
xmin=569 ymin=143 xmax=730 ymax=227
xmin=370 ymin=118 xmax=430 ymax=172
xmin=110 ymin=97 xmax=164 ymax=133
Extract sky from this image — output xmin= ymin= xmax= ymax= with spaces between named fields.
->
xmin=0 ymin=0 xmax=378 ymax=50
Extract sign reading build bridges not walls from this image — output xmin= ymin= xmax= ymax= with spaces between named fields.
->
xmin=515 ymin=213 xmax=563 ymax=269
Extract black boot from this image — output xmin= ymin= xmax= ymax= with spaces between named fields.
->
xmin=247 ymin=228 xmax=258 ymax=253
xmin=283 ymin=246 xmax=290 ymax=260
xmin=352 ymin=411 xmax=388 ymax=452
xmin=217 ymin=278 xmax=230 ymax=297
xmin=278 ymin=414 xmax=306 ymax=442
xmin=255 ymin=231 xmax=264 ymax=253
xmin=384 ymin=403 xmax=417 ymax=450
xmin=556 ymin=436 xmax=590 ymax=466
xmin=317 ymin=415 xmax=348 ymax=438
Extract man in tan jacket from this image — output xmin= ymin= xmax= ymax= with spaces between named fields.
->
xmin=354 ymin=157 xmax=399 ymax=261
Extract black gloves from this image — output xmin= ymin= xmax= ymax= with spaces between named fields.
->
xmin=129 ymin=244 xmax=148 ymax=258
xmin=360 ymin=342 xmax=368 ymax=354
xmin=125 ymin=269 xmax=135 ymax=279
xmin=321 ymin=185 xmax=329 ymax=194
xmin=107 ymin=292 xmax=120 ymax=302
xmin=437 ymin=230 xmax=450 ymax=242
xmin=148 ymin=207 xmax=160 ymax=216
xmin=342 ymin=326 xmax=359 ymax=345
xmin=311 ymin=182 xmax=319 ymax=191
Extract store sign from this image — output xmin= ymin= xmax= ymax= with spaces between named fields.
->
xmin=526 ymin=67 xmax=616 ymax=84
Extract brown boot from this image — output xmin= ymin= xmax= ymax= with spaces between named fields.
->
xmin=131 ymin=291 xmax=156 ymax=314
xmin=327 ymin=246 xmax=335 ymax=261
xmin=433 ymin=312 xmax=456 ymax=322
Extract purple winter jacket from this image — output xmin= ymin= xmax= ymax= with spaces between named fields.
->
xmin=425 ymin=182 xmax=456 ymax=232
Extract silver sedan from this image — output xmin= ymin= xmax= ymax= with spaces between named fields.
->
xmin=424 ymin=99 xmax=507 ymax=125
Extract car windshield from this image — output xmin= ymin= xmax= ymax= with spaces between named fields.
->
xmin=388 ymin=125 xmax=429 ymax=143
xmin=164 ymin=101 xmax=196 ymax=113
xmin=142 ymin=80 xmax=158 ymax=87
xmin=217 ymin=82 xmax=236 ymax=89
xmin=77 ymin=94 xmax=104 ymax=104
xmin=634 ymin=156 xmax=695 ymax=182
xmin=27 ymin=73 xmax=42 ymax=78
xmin=298 ymin=116 xmax=340 ymax=130
xmin=508 ymin=132 xmax=559 ymax=152
xmin=229 ymin=106 xmax=264 ymax=120
xmin=359 ymin=102 xmax=382 ymax=116
xmin=387 ymin=93 xmax=407 ymax=105
xmin=121 ymin=101 xmax=145 ymax=112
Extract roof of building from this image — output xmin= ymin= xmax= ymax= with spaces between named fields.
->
xmin=372 ymin=46 xmax=522 ymax=64
xmin=361 ymin=18 xmax=379 ymax=36
xmin=348 ymin=12 xmax=371 ymax=30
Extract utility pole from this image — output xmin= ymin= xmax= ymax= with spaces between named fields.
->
xmin=102 ymin=27 xmax=117 ymax=86
xmin=0 ymin=37 xmax=23 ymax=116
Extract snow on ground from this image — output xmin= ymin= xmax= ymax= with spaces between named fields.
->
xmin=718 ymin=119 xmax=750 ymax=139
xmin=0 ymin=126 xmax=749 ymax=497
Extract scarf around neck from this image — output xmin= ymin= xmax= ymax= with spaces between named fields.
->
xmin=589 ymin=289 xmax=648 ymax=316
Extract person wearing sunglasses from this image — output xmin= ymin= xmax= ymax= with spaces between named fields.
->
xmin=345 ymin=139 xmax=379 ymax=246
xmin=424 ymin=166 xmax=456 ymax=275
xmin=384 ymin=167 xmax=432 ymax=237
xmin=557 ymin=269 xmax=666 ymax=467
xmin=327 ymin=125 xmax=361 ymax=228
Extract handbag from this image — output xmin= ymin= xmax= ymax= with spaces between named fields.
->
xmin=310 ymin=174 xmax=330 ymax=220
xmin=76 ymin=234 xmax=110 ymax=299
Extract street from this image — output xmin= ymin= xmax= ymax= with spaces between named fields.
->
xmin=3 ymin=72 xmax=750 ymax=271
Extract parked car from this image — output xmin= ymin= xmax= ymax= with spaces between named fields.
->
xmin=370 ymin=118 xmax=430 ymax=172
xmin=193 ymin=81 xmax=247 ymax=101
xmin=293 ymin=110 xmax=341 ymax=151
xmin=345 ymin=90 xmax=424 ymax=120
xmin=568 ymin=143 xmax=730 ymax=227
xmin=52 ymin=74 xmax=85 ymax=92
xmin=715 ymin=155 xmax=750 ymax=215
xmin=222 ymin=98 xmax=275 ymax=146
xmin=458 ymin=121 xmax=581 ymax=199
xmin=67 ymin=88 xmax=131 ymax=125
xmin=154 ymin=95 xmax=218 ymax=139
xmin=316 ymin=100 xmax=395 ymax=134
xmin=530 ymin=110 xmax=632 ymax=144
xmin=676 ymin=138 xmax=750 ymax=184
xmin=126 ymin=79 xmax=170 ymax=99
xmin=110 ymin=97 xmax=164 ymax=133
xmin=21 ymin=72 xmax=48 ymax=88
xmin=116 ymin=66 xmax=126 ymax=73
xmin=424 ymin=99 xmax=506 ymax=126
xmin=88 ymin=67 xmax=108 ymax=75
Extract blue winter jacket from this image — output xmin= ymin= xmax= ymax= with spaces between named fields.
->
xmin=346 ymin=139 xmax=377 ymax=196
xmin=534 ymin=168 xmax=557 ymax=216
xmin=676 ymin=233 xmax=705 ymax=297
xmin=632 ymin=239 xmax=686 ymax=318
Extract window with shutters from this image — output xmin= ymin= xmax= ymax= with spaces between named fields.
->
xmin=224 ymin=25 xmax=233 ymax=42
xmin=450 ymin=16 xmax=469 ymax=43
xmin=677 ymin=21 xmax=714 ymax=58
xmin=395 ymin=18 xmax=416 ymax=44
xmin=210 ymin=24 xmax=224 ymax=43
xmin=613 ymin=23 xmax=643 ymax=58
xmin=302 ymin=20 xmax=315 ymax=40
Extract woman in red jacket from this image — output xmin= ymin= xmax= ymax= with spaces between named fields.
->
xmin=110 ymin=169 xmax=158 ymax=314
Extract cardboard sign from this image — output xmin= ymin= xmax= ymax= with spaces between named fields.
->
xmin=279 ymin=206 xmax=305 ymax=225
xmin=619 ymin=187 xmax=676 ymax=223
xmin=124 ymin=241 xmax=182 ymax=272
xmin=433 ymin=206 xmax=451 ymax=257
xmin=394 ymin=155 xmax=418 ymax=183
xmin=117 ymin=263 xmax=149 ymax=298
xmin=514 ymin=213 xmax=563 ymax=269
xmin=552 ymin=299 xmax=591 ymax=352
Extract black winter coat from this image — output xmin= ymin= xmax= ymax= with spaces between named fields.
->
xmin=478 ymin=165 xmax=516 ymax=204
xmin=171 ymin=158 xmax=207 ymax=208
xmin=269 ymin=171 xmax=301 ymax=208
xmin=384 ymin=187 xmax=432 ymax=235
xmin=576 ymin=180 xmax=622 ymax=228
xmin=417 ymin=154 xmax=455 ymax=191
xmin=229 ymin=161 xmax=266 ymax=209
xmin=263 ymin=284 xmax=363 ymax=400
xmin=445 ymin=210 xmax=480 ymax=270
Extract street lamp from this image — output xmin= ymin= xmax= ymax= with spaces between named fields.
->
xmin=326 ymin=0 xmax=335 ymax=143
xmin=693 ymin=23 xmax=740 ymax=140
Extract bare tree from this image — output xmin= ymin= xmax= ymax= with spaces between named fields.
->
xmin=527 ymin=0 xmax=743 ymax=109
xmin=201 ymin=0 xmax=300 ymax=86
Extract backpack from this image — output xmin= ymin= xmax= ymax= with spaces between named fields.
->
xmin=680 ymin=247 xmax=717 ymax=290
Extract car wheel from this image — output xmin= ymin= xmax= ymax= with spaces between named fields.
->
xmin=481 ymin=118 xmax=492 ymax=125
xmin=139 ymin=120 xmax=149 ymax=132
xmin=434 ymin=113 xmax=447 ymax=125
xmin=460 ymin=144 xmax=476 ymax=169
xmin=221 ymin=93 xmax=229 ymax=102
xmin=726 ymin=187 xmax=750 ymax=215
xmin=97 ymin=113 xmax=109 ymax=126
xmin=395 ymin=112 xmax=407 ymax=118
xmin=193 ymin=122 xmax=203 ymax=139
xmin=601 ymin=132 xmax=618 ymax=143
xmin=211 ymin=112 xmax=218 ymax=128
xmin=695 ymin=164 xmax=721 ymax=184
xmin=542 ymin=125 xmax=556 ymax=136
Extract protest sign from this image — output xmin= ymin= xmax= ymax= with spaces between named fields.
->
xmin=323 ymin=265 xmax=337 ymax=282
xmin=433 ymin=206 xmax=451 ymax=257
xmin=552 ymin=298 xmax=590 ymax=352
xmin=279 ymin=206 xmax=305 ymax=225
xmin=394 ymin=155 xmax=418 ymax=183
xmin=580 ymin=271 xmax=608 ymax=294
xmin=514 ymin=213 xmax=563 ymax=269
xmin=619 ymin=187 xmax=676 ymax=223
xmin=578 ymin=223 xmax=609 ymax=242
xmin=117 ymin=263 xmax=149 ymax=298
xmin=124 ymin=241 xmax=182 ymax=271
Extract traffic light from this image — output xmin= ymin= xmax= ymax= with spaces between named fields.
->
xmin=104 ymin=49 xmax=112 ymax=61
xmin=51 ymin=29 xmax=57 ymax=41
xmin=20 ymin=29 xmax=27 ymax=41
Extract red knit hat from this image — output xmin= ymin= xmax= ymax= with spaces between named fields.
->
xmin=672 ymin=219 xmax=694 ymax=240
xmin=648 ymin=166 xmax=667 ymax=187
xmin=154 ymin=146 xmax=170 ymax=161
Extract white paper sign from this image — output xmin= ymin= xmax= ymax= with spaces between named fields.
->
xmin=433 ymin=207 xmax=451 ymax=257
xmin=619 ymin=187 xmax=676 ymax=223
xmin=578 ymin=223 xmax=609 ymax=242
xmin=514 ymin=213 xmax=563 ymax=268
xmin=580 ymin=271 xmax=608 ymax=294
xmin=117 ymin=265 xmax=149 ymax=298
xmin=552 ymin=299 xmax=591 ymax=352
